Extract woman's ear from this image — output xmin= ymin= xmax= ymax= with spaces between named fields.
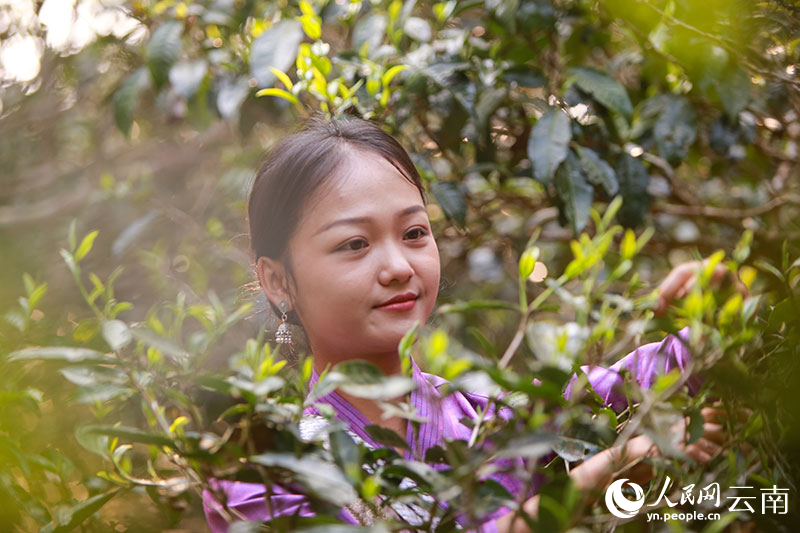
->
xmin=255 ymin=256 xmax=292 ymax=310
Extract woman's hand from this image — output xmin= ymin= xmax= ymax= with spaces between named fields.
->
xmin=495 ymin=407 xmax=731 ymax=533
xmin=654 ymin=258 xmax=750 ymax=316
xmin=674 ymin=406 xmax=728 ymax=463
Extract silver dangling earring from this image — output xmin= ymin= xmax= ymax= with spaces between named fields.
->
xmin=275 ymin=300 xmax=292 ymax=344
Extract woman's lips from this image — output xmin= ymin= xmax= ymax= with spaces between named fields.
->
xmin=375 ymin=297 xmax=417 ymax=312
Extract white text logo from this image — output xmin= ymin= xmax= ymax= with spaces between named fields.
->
xmin=605 ymin=478 xmax=645 ymax=518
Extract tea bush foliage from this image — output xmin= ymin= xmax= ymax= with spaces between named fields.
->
xmin=0 ymin=0 xmax=798 ymax=531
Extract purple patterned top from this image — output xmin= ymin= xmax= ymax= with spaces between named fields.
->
xmin=204 ymin=327 xmax=699 ymax=532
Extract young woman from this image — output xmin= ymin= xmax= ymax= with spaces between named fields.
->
xmin=204 ymin=116 xmax=731 ymax=532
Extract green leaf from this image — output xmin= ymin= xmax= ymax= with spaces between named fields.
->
xmin=250 ymin=20 xmax=304 ymax=88
xmin=68 ymin=220 xmax=77 ymax=252
xmin=755 ymin=259 xmax=784 ymax=282
xmin=146 ymin=22 xmax=183 ymax=90
xmin=364 ymin=424 xmax=411 ymax=451
xmin=74 ymin=230 xmax=98 ymax=262
xmin=615 ymin=154 xmax=650 ymax=228
xmin=113 ymin=68 xmax=149 ymax=137
xmin=216 ymin=77 xmax=250 ymax=119
xmin=575 ymin=146 xmax=618 ymax=196
xmin=40 ymin=490 xmax=118 ymax=533
xmin=620 ymin=228 xmax=636 ymax=260
xmin=529 ymin=108 xmax=571 ymax=185
xmin=269 ymin=66 xmax=294 ymax=90
xmin=250 ymin=453 xmax=357 ymax=506
xmin=404 ymin=17 xmax=432 ymax=42
xmin=519 ymin=247 xmax=539 ymax=278
xmin=353 ymin=13 xmax=387 ymax=56
xmin=81 ymin=425 xmax=175 ymax=448
xmin=568 ymin=67 xmax=633 ymax=121
xmin=551 ymin=436 xmax=601 ymax=462
xmin=497 ymin=434 xmax=557 ymax=459
xmin=129 ymin=327 xmax=190 ymax=364
xmin=168 ymin=60 xmax=207 ymax=99
xmin=475 ymin=88 xmax=507 ymax=138
xmin=337 ymin=364 xmax=416 ymax=400
xmin=101 ymin=320 xmax=132 ymax=351
xmin=502 ymin=66 xmax=546 ymax=88
xmin=9 ymin=347 xmax=111 ymax=364
xmin=715 ymin=66 xmax=750 ymax=120
xmin=437 ymin=299 xmax=518 ymax=313
xmin=554 ymin=151 xmax=593 ymax=234
xmin=654 ymin=95 xmax=697 ymax=164
xmin=685 ymin=407 xmax=705 ymax=445
xmin=228 ymin=376 xmax=285 ymax=397
xmin=60 ymin=366 xmax=126 ymax=387
xmin=382 ymin=65 xmax=406 ymax=86
xmin=430 ymin=181 xmax=467 ymax=227
xmin=255 ymin=87 xmax=299 ymax=104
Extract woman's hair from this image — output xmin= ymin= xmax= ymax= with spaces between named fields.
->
xmin=247 ymin=115 xmax=426 ymax=323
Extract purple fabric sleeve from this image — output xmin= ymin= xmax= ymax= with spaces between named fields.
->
xmin=565 ymin=326 xmax=702 ymax=410
xmin=202 ymin=479 xmax=357 ymax=533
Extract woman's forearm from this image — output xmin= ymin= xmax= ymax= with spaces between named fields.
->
xmin=495 ymin=435 xmax=657 ymax=533
xmin=568 ymin=434 xmax=657 ymax=494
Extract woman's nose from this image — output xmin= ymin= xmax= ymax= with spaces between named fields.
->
xmin=378 ymin=243 xmax=414 ymax=285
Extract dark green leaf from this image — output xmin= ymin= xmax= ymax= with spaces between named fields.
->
xmin=9 ymin=347 xmax=112 ymax=364
xmin=250 ymin=453 xmax=357 ymax=506
xmin=437 ymin=299 xmax=518 ymax=313
xmin=59 ymin=366 xmax=126 ymax=387
xmin=250 ymin=20 xmax=304 ymax=88
xmin=528 ymin=108 xmax=571 ymax=185
xmin=615 ymin=154 xmax=650 ymax=228
xmin=404 ymin=17 xmax=432 ymax=42
xmin=685 ymin=407 xmax=705 ymax=445
xmin=129 ymin=327 xmax=190 ymax=364
xmin=81 ymin=425 xmax=175 ymax=448
xmin=502 ymin=66 xmax=546 ymax=88
xmin=353 ymin=14 xmax=387 ymax=55
xmin=226 ymin=521 xmax=264 ymax=533
xmin=715 ymin=66 xmax=750 ymax=120
xmin=102 ymin=320 xmax=132 ymax=351
xmin=475 ymin=88 xmax=507 ymax=138
xmin=365 ymin=424 xmax=411 ymax=451
xmin=112 ymin=68 xmax=149 ymax=137
xmin=497 ymin=434 xmax=557 ymax=459
xmin=146 ymin=22 xmax=183 ymax=90
xmin=552 ymin=436 xmax=601 ymax=462
xmin=654 ymin=95 xmax=697 ymax=164
xmin=768 ymin=299 xmax=795 ymax=331
xmin=430 ymin=181 xmax=467 ymax=227
xmin=554 ymin=151 xmax=593 ymax=234
xmin=40 ymin=490 xmax=118 ymax=533
xmin=575 ymin=146 xmax=618 ymax=196
xmin=568 ymin=67 xmax=633 ymax=121
xmin=168 ymin=60 xmax=207 ymax=99
xmin=217 ymin=77 xmax=250 ymax=119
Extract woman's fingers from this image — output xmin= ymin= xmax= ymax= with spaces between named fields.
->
xmin=655 ymin=259 xmax=750 ymax=316
xmin=685 ymin=437 xmax=723 ymax=464
xmin=655 ymin=263 xmax=697 ymax=315
xmin=699 ymin=422 xmax=726 ymax=445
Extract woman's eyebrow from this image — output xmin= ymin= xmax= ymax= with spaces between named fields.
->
xmin=314 ymin=205 xmax=426 ymax=236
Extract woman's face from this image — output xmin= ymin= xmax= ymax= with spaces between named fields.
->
xmin=282 ymin=149 xmax=440 ymax=361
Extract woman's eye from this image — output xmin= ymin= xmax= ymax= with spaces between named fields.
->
xmin=340 ymin=239 xmax=368 ymax=251
xmin=405 ymin=227 xmax=428 ymax=240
